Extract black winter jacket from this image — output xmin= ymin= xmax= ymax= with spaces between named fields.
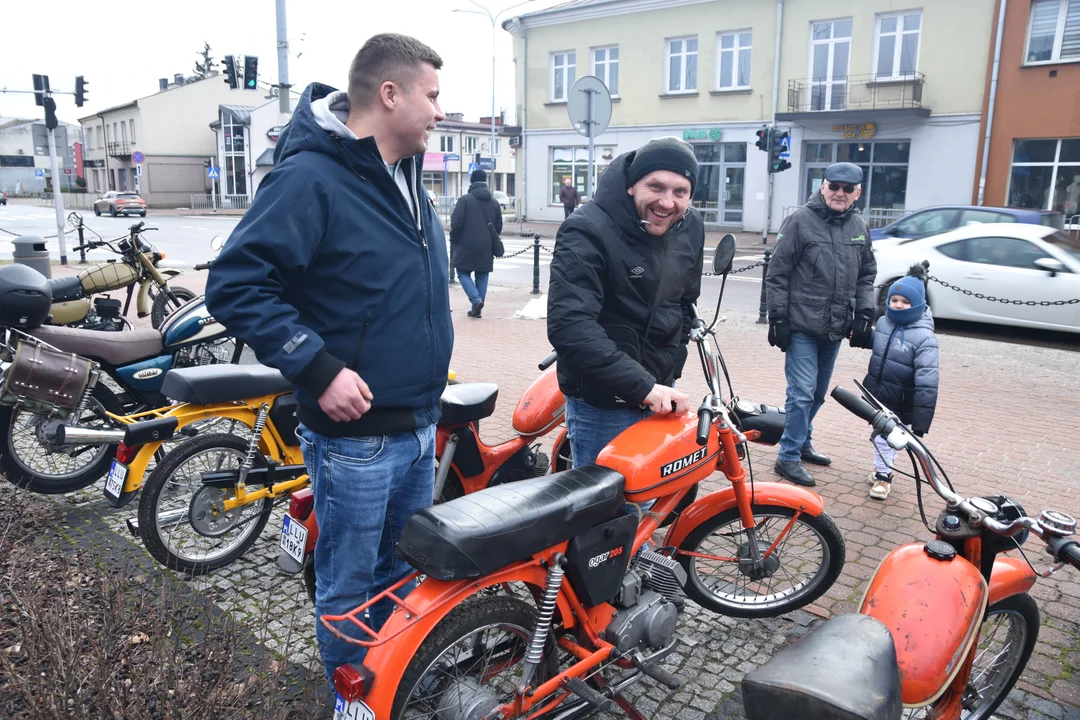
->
xmin=862 ymin=309 xmax=940 ymax=434
xmin=449 ymin=182 xmax=502 ymax=273
xmin=547 ymin=152 xmax=705 ymax=409
xmin=765 ymin=192 xmax=876 ymax=341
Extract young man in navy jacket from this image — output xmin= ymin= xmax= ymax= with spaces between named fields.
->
xmin=206 ymin=34 xmax=453 ymax=681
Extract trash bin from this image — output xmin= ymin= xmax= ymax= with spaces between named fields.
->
xmin=13 ymin=236 xmax=51 ymax=279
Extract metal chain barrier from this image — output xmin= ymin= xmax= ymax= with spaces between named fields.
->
xmin=926 ymin=273 xmax=1079 ymax=307
xmin=0 ymin=227 xmax=19 ymax=237
xmin=704 ymin=260 xmax=765 ymax=278
xmin=497 ymin=244 xmax=535 ymax=260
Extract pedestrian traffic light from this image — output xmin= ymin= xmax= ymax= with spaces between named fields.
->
xmin=43 ymin=96 xmax=58 ymax=131
xmin=74 ymin=76 xmax=88 ymax=107
xmin=769 ymin=130 xmax=791 ymax=174
xmin=243 ymin=56 xmax=258 ymax=90
xmin=755 ymin=127 xmax=770 ymax=152
xmin=222 ymin=56 xmax=238 ymax=89
xmin=32 ymin=74 xmax=50 ymax=107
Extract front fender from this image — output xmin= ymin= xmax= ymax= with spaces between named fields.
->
xmin=988 ymin=555 xmax=1036 ymax=606
xmin=356 ymin=565 xmax=564 ymax=718
xmin=664 ymin=481 xmax=825 ymax=548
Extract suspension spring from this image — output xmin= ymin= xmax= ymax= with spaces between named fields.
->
xmin=525 ymin=554 xmax=566 ymax=667
xmin=67 ymin=369 xmax=100 ymax=426
xmin=243 ymin=404 xmax=270 ymax=470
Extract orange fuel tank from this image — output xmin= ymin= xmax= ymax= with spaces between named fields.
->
xmin=512 ymin=368 xmax=565 ymax=437
xmin=596 ymin=413 xmax=721 ymax=503
xmin=860 ymin=543 xmax=988 ymax=707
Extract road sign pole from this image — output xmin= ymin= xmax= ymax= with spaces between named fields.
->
xmin=47 ymin=126 xmax=68 ymax=264
xmin=586 ymin=89 xmax=595 ymax=202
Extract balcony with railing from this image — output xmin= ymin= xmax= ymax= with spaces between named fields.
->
xmin=777 ymin=72 xmax=929 ymax=121
xmin=107 ymin=141 xmax=132 ymax=159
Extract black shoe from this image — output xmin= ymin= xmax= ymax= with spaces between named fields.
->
xmin=774 ymin=460 xmax=816 ymax=487
xmin=800 ymin=445 xmax=832 ymax=466
xmin=471 ymin=299 xmax=484 ymax=318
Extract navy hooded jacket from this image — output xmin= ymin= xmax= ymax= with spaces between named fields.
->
xmin=205 ymin=83 xmax=453 ymax=437
xmin=862 ymin=309 xmax=939 ymax=434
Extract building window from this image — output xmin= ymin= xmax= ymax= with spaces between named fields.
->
xmin=85 ymin=129 xmax=93 ymax=150
xmin=592 ymin=46 xmax=619 ymax=95
xmin=1008 ymin=138 xmax=1080 ymax=214
xmin=121 ymin=122 xmax=128 ymax=142
xmin=440 ymin=136 xmax=454 ymax=153
xmin=810 ymin=19 xmax=852 ymax=110
xmin=113 ymin=123 xmax=118 ymax=146
xmin=221 ymin=109 xmax=247 ymax=197
xmin=495 ymin=138 xmax=501 ymax=155
xmin=875 ymin=12 xmax=921 ymax=79
xmin=422 ymin=171 xmax=444 ymax=197
xmin=550 ymin=146 xmax=611 ymax=202
xmin=803 ymin=141 xmax=910 ymax=215
xmin=465 ymin=136 xmax=477 ymax=155
xmin=716 ymin=31 xmax=751 ymax=90
xmin=1026 ymin=0 xmax=1080 ymax=63
xmin=550 ymin=51 xmax=576 ymax=102
xmin=130 ymin=120 xmax=136 ymax=144
xmin=691 ymin=142 xmax=747 ymax=225
xmin=96 ymin=126 xmax=102 ymax=147
xmin=666 ymin=37 xmax=698 ymax=93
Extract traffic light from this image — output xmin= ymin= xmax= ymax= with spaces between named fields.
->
xmin=32 ymin=74 xmax=50 ymax=107
xmin=43 ymin=96 xmax=58 ymax=131
xmin=243 ymin=56 xmax=258 ymax=90
xmin=222 ymin=56 xmax=238 ymax=89
xmin=755 ymin=127 xmax=770 ymax=152
xmin=74 ymin=76 xmax=88 ymax=107
xmin=769 ymin=129 xmax=791 ymax=174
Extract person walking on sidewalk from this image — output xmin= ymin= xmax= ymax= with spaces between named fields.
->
xmin=765 ymin=162 xmax=877 ymax=487
xmin=560 ymin=176 xmax=581 ymax=220
xmin=548 ymin=136 xmax=703 ymax=467
xmin=204 ymin=34 xmax=453 ymax=682
xmin=862 ymin=268 xmax=939 ymax=500
xmin=450 ymin=168 xmax=502 ymax=318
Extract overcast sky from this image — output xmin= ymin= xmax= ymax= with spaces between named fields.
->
xmin=0 ymin=0 xmax=567 ymax=128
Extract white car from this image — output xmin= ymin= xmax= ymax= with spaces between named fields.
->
xmin=493 ymin=190 xmax=512 ymax=209
xmin=872 ymin=223 xmax=1080 ymax=334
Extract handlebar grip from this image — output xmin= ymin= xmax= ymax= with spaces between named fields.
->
xmin=538 ymin=351 xmax=558 ymax=371
xmin=696 ymin=408 xmax=713 ymax=446
xmin=193 ymin=262 xmax=211 ymax=271
xmin=1048 ymin=537 xmax=1080 ymax=570
xmin=830 ymin=386 xmax=880 ymax=424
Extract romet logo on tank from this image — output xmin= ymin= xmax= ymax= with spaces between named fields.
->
xmin=660 ymin=447 xmax=708 ymax=478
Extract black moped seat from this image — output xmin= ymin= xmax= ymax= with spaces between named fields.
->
xmin=46 ymin=276 xmax=84 ymax=303
xmin=161 ymin=364 xmax=291 ymax=404
xmin=439 ymin=382 xmax=498 ymax=426
xmin=29 ymin=324 xmax=163 ymax=367
xmin=742 ymin=613 xmax=902 ymax=720
xmin=397 ymin=466 xmax=626 ymax=581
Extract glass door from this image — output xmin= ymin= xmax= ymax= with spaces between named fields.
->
xmin=810 ymin=20 xmax=851 ymax=111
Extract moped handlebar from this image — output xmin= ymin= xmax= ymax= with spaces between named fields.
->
xmin=538 ymin=351 xmax=558 ymax=371
xmin=193 ymin=262 xmax=212 ymax=272
xmin=1048 ymin=536 xmax=1080 ymax=570
xmin=830 ymin=386 xmax=879 ymax=424
xmin=695 ymin=407 xmax=713 ymax=446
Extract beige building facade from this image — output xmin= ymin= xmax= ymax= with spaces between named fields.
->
xmin=506 ymin=0 xmax=995 ymax=230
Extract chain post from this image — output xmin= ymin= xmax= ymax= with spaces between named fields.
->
xmin=531 ymin=233 xmax=542 ymax=296
xmin=78 ymin=217 xmax=86 ymax=264
xmin=756 ymin=248 xmax=772 ymax=324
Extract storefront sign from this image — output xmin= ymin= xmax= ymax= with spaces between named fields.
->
xmin=84 ymin=159 xmax=105 ymax=169
xmin=833 ymin=122 xmax=877 ymax=139
xmin=267 ymin=125 xmax=285 ymax=142
xmin=682 ymin=127 xmax=724 ymax=142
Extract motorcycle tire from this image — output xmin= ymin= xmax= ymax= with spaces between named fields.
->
xmin=150 ymin=285 xmax=197 ymax=329
xmin=137 ymin=433 xmax=272 ymax=575
xmin=0 ymin=383 xmax=124 ymax=494
xmin=391 ymin=595 xmax=559 ymax=720
xmin=678 ymin=504 xmax=845 ymax=618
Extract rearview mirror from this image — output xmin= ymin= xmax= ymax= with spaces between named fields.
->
xmin=713 ymin=234 xmax=737 ymax=275
xmin=1033 ymin=257 xmax=1066 ymax=276
xmin=210 ymin=236 xmax=224 ymax=252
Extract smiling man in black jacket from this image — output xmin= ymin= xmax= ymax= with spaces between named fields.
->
xmin=205 ymin=34 xmax=452 ymax=683
xmin=548 ymin=137 xmax=704 ymax=468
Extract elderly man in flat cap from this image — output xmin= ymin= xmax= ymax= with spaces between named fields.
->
xmin=765 ymin=161 xmax=877 ymax=487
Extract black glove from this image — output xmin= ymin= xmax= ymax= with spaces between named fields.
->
xmin=768 ymin=318 xmax=791 ymax=352
xmin=849 ymin=311 xmax=874 ymax=349
xmin=913 ymin=430 xmax=926 ymax=437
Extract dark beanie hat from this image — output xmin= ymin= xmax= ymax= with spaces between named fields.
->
xmin=470 ymin=169 xmax=487 ymax=183
xmin=627 ymin=137 xmax=698 ymax=194
xmin=885 ymin=275 xmax=927 ymax=325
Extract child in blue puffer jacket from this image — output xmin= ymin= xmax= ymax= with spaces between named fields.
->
xmin=861 ymin=267 xmax=940 ymax=500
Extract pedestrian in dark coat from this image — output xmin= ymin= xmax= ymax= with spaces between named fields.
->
xmin=450 ymin=169 xmax=502 ymax=318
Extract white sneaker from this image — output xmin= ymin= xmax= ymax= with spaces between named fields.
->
xmin=869 ymin=474 xmax=892 ymax=501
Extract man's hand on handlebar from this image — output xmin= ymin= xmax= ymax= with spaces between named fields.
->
xmin=643 ymin=385 xmax=691 ymax=415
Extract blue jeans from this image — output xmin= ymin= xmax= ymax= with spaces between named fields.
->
xmin=778 ymin=333 xmax=841 ymax=463
xmin=457 ymin=271 xmax=489 ymax=305
xmin=565 ymin=396 xmax=649 ymax=468
xmin=297 ymin=423 xmax=436 ymax=681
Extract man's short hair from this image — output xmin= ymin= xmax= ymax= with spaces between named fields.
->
xmin=348 ymin=33 xmax=443 ymax=111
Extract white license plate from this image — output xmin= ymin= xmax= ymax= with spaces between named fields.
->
xmin=104 ymin=460 xmax=128 ymax=500
xmin=333 ymin=694 xmax=375 ymax=720
xmin=279 ymin=515 xmax=308 ymax=566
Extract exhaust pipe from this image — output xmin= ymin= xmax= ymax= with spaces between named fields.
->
xmin=53 ymin=425 xmax=128 ymax=447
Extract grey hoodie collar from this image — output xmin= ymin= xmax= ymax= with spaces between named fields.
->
xmin=311 ymin=91 xmax=358 ymax=140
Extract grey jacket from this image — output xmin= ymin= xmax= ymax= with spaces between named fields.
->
xmin=862 ymin=309 xmax=939 ymax=434
xmin=765 ymin=192 xmax=877 ymax=341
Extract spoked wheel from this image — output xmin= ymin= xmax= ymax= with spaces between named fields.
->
xmin=0 ymin=384 xmax=123 ymax=494
xmin=677 ymin=504 xmax=845 ymax=618
xmin=391 ymin=595 xmax=559 ymax=720
xmin=137 ymin=433 xmax=272 ymax=575
xmin=150 ymin=285 xmax=197 ymax=328
xmin=902 ymin=593 xmax=1039 ymax=720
